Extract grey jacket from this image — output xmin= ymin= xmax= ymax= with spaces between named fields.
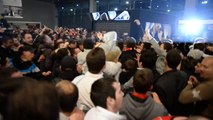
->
xmin=120 ymin=92 xmax=168 ymax=120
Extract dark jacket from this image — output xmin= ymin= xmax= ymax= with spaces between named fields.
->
xmin=153 ymin=69 xmax=193 ymax=116
xmin=10 ymin=55 xmax=43 ymax=80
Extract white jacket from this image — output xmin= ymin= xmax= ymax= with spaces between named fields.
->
xmin=84 ymin=106 xmax=126 ymax=120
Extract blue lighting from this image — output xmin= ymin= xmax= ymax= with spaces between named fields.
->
xmin=201 ymin=0 xmax=208 ymax=4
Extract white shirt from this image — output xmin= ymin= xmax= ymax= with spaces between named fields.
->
xmin=84 ymin=106 xmax=126 ymax=120
xmin=72 ymin=72 xmax=103 ymax=111
xmin=103 ymin=61 xmax=121 ymax=77
xmin=77 ymin=49 xmax=91 ymax=73
xmin=59 ymin=112 xmax=69 ymax=120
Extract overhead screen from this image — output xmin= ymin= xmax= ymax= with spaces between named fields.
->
xmin=92 ymin=10 xmax=130 ymax=21
xmin=145 ymin=22 xmax=172 ymax=42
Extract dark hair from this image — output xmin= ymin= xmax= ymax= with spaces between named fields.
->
xmin=56 ymin=80 xmax=78 ymax=112
xmin=116 ymin=39 xmax=124 ymax=51
xmin=86 ymin=47 xmax=106 ymax=74
xmin=166 ymin=49 xmax=181 ymax=69
xmin=194 ymin=43 xmax=206 ymax=51
xmin=133 ymin=68 xmax=153 ymax=93
xmin=181 ymin=57 xmax=199 ymax=73
xmin=0 ymin=55 xmax=7 ymax=67
xmin=18 ymin=46 xmax=35 ymax=55
xmin=1 ymin=35 xmax=12 ymax=43
xmin=54 ymin=48 xmax=70 ymax=62
xmin=22 ymin=32 xmax=31 ymax=39
xmin=140 ymin=49 xmax=157 ymax=69
xmin=125 ymin=37 xmax=136 ymax=48
xmin=123 ymin=59 xmax=136 ymax=71
xmin=91 ymin=77 xmax=116 ymax=109
xmin=60 ymin=56 xmax=76 ymax=71
xmin=143 ymin=42 xmax=152 ymax=50
xmin=0 ymin=68 xmax=19 ymax=80
xmin=162 ymin=43 xmax=173 ymax=52
xmin=6 ymin=80 xmax=59 ymax=120
xmin=83 ymin=39 xmax=94 ymax=49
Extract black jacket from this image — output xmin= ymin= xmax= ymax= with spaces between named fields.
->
xmin=153 ymin=69 xmax=193 ymax=116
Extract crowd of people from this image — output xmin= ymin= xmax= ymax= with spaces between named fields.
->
xmin=0 ymin=24 xmax=213 ymax=120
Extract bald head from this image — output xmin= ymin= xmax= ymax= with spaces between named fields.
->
xmin=56 ymin=80 xmax=78 ymax=112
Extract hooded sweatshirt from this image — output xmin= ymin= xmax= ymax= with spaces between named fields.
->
xmin=120 ymin=92 xmax=168 ymax=120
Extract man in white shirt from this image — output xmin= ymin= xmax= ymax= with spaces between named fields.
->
xmin=84 ymin=77 xmax=126 ymax=120
xmin=73 ymin=47 xmax=106 ymax=111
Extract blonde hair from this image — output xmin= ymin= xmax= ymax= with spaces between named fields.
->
xmin=106 ymin=47 xmax=121 ymax=62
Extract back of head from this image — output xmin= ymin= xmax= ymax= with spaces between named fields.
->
xmin=166 ymin=49 xmax=181 ymax=69
xmin=106 ymin=47 xmax=121 ymax=61
xmin=133 ymin=68 xmax=153 ymax=94
xmin=125 ymin=37 xmax=136 ymax=48
xmin=56 ymin=80 xmax=78 ymax=113
xmin=123 ymin=59 xmax=137 ymax=71
xmin=86 ymin=47 xmax=106 ymax=74
xmin=193 ymin=43 xmax=206 ymax=51
xmin=60 ymin=56 xmax=76 ymax=72
xmin=55 ymin=48 xmax=69 ymax=61
xmin=6 ymin=80 xmax=59 ymax=120
xmin=161 ymin=39 xmax=173 ymax=52
xmin=143 ymin=42 xmax=152 ymax=50
xmin=83 ymin=39 xmax=94 ymax=49
xmin=162 ymin=43 xmax=173 ymax=52
xmin=140 ymin=49 xmax=157 ymax=69
xmin=91 ymin=77 xmax=116 ymax=109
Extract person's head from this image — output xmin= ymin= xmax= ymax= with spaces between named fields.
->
xmin=91 ymin=77 xmax=124 ymax=113
xmin=18 ymin=46 xmax=35 ymax=61
xmin=125 ymin=37 xmax=136 ymax=48
xmin=6 ymin=80 xmax=59 ymax=120
xmin=160 ymin=39 xmax=173 ymax=52
xmin=106 ymin=47 xmax=121 ymax=62
xmin=122 ymin=59 xmax=137 ymax=71
xmin=133 ymin=68 xmax=153 ymax=93
xmin=165 ymin=49 xmax=182 ymax=69
xmin=199 ymin=57 xmax=213 ymax=80
xmin=55 ymin=41 xmax=65 ymax=49
xmin=60 ymin=56 xmax=76 ymax=72
xmin=39 ymin=34 xmax=54 ymax=47
xmin=56 ymin=80 xmax=78 ymax=113
xmin=0 ymin=67 xmax=22 ymax=81
xmin=140 ymin=49 xmax=157 ymax=69
xmin=1 ymin=35 xmax=14 ymax=48
xmin=141 ymin=42 xmax=152 ymax=50
xmin=193 ymin=43 xmax=206 ymax=52
xmin=68 ymin=40 xmax=77 ymax=49
xmin=83 ymin=39 xmax=94 ymax=49
xmin=181 ymin=57 xmax=199 ymax=73
xmin=160 ymin=43 xmax=173 ymax=52
xmin=55 ymin=48 xmax=70 ymax=62
xmin=22 ymin=32 xmax=33 ymax=45
xmin=86 ymin=47 xmax=106 ymax=74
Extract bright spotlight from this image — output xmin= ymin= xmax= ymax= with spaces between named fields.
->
xmin=201 ymin=0 xmax=208 ymax=4
xmin=180 ymin=20 xmax=203 ymax=35
xmin=114 ymin=8 xmax=118 ymax=11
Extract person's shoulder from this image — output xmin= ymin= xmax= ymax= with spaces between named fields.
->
xmin=72 ymin=74 xmax=85 ymax=85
